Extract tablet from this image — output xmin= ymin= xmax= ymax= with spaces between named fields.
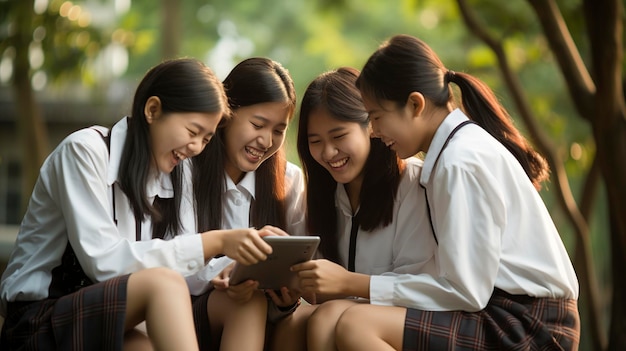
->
xmin=229 ymin=236 xmax=320 ymax=290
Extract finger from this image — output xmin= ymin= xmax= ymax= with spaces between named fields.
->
xmin=265 ymin=289 xmax=283 ymax=305
xmin=260 ymin=225 xmax=289 ymax=237
xmin=251 ymin=234 xmax=273 ymax=255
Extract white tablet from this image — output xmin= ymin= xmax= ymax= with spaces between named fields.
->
xmin=229 ymin=236 xmax=320 ymax=290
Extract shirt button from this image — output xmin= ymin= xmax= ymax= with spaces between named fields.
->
xmin=187 ymin=261 xmax=198 ymax=270
xmin=234 ymin=198 xmax=242 ymax=206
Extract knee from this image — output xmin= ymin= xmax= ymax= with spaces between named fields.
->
xmin=134 ymin=267 xmax=187 ymax=294
xmin=335 ymin=305 xmax=363 ymax=347
xmin=307 ymin=300 xmax=347 ymax=334
xmin=335 ymin=305 xmax=360 ymax=337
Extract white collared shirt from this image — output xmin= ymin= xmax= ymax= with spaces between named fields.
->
xmin=0 ymin=117 xmax=206 ymax=316
xmin=331 ymin=157 xmax=438 ymax=305
xmin=372 ymin=109 xmax=579 ymax=312
xmin=184 ymin=161 xmax=306 ymax=295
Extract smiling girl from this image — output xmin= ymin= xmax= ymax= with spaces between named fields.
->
xmin=332 ymin=34 xmax=580 ymax=351
xmin=187 ymin=57 xmax=305 ymax=350
xmin=0 ymin=58 xmax=282 ymax=350
xmin=270 ymin=67 xmax=436 ymax=351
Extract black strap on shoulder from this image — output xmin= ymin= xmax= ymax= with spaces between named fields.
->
xmin=420 ymin=120 xmax=476 ymax=245
xmin=347 ymin=214 xmax=359 ymax=272
xmin=93 ymin=128 xmax=141 ymax=241
xmin=92 ymin=128 xmax=117 ymax=227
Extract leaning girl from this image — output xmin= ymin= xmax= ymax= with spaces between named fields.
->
xmin=334 ymin=34 xmax=580 ymax=351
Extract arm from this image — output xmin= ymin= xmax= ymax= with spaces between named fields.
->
xmin=371 ymin=162 xmax=505 ymax=311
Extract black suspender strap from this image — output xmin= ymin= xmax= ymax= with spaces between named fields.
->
xmin=93 ymin=127 xmax=142 ymax=241
xmin=420 ymin=120 xmax=476 ymax=245
xmin=347 ymin=214 xmax=359 ymax=272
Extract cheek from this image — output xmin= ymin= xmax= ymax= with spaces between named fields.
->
xmin=308 ymin=144 xmax=323 ymax=164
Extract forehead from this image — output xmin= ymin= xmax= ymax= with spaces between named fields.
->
xmin=307 ymin=108 xmax=363 ymax=134
xmin=235 ymin=101 xmax=291 ymax=124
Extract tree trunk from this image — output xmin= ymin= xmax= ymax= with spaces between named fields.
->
xmin=13 ymin=0 xmax=49 ymax=213
xmin=582 ymin=0 xmax=626 ymax=349
xmin=161 ymin=0 xmax=182 ymax=60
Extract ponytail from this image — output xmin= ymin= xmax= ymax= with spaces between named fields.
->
xmin=358 ymin=34 xmax=549 ymax=190
xmin=448 ymin=71 xmax=549 ymax=190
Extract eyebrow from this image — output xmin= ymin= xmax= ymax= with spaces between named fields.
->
xmin=252 ymin=115 xmax=287 ymax=129
xmin=307 ymin=126 xmax=346 ymax=137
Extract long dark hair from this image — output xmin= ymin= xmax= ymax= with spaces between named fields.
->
xmin=194 ymin=57 xmax=296 ymax=232
xmin=357 ymin=34 xmax=549 ymax=190
xmin=297 ymin=67 xmax=403 ymax=264
xmin=118 ymin=58 xmax=228 ymax=239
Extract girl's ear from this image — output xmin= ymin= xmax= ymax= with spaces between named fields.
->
xmin=144 ymin=96 xmax=162 ymax=124
xmin=407 ymin=92 xmax=425 ymax=118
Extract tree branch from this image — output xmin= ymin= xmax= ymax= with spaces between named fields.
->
xmin=527 ymin=0 xmax=596 ymax=121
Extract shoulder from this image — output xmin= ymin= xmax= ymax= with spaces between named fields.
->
xmin=285 ymin=161 xmax=304 ymax=180
xmin=402 ymin=157 xmax=424 ymax=179
xmin=50 ymin=127 xmax=110 ymax=162
xmin=396 ymin=157 xmax=424 ymax=202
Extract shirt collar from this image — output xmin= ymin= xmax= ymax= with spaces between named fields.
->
xmin=335 ymin=183 xmax=357 ymax=217
xmin=225 ymin=170 xmax=256 ymax=199
xmin=420 ymin=108 xmax=469 ymax=186
xmin=107 ymin=116 xmax=174 ymax=199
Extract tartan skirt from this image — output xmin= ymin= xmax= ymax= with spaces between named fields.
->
xmin=0 ymin=274 xmax=129 ymax=351
xmin=403 ymin=288 xmax=580 ymax=351
xmin=192 ymin=290 xmax=214 ymax=351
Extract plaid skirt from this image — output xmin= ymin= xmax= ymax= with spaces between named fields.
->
xmin=0 ymin=274 xmax=129 ymax=351
xmin=192 ymin=291 xmax=214 ymax=351
xmin=403 ymin=289 xmax=580 ymax=351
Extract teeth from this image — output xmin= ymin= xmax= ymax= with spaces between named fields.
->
xmin=329 ymin=158 xmax=348 ymax=168
xmin=385 ymin=141 xmax=395 ymax=147
xmin=246 ymin=147 xmax=265 ymax=158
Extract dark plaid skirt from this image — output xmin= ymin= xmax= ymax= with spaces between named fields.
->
xmin=192 ymin=289 xmax=214 ymax=351
xmin=403 ymin=288 xmax=580 ymax=351
xmin=0 ymin=274 xmax=129 ymax=351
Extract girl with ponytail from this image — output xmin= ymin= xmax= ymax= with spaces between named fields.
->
xmin=331 ymin=34 xmax=580 ymax=351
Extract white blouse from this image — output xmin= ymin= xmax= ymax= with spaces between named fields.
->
xmin=0 ymin=118 xmax=205 ymax=316
xmin=183 ymin=161 xmax=306 ymax=295
xmin=332 ymin=157 xmax=438 ymax=306
xmin=373 ymin=109 xmax=579 ymax=312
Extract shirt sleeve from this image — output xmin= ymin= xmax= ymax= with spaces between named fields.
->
xmin=48 ymin=133 xmax=205 ymax=282
xmin=371 ymin=162 xmax=505 ymax=311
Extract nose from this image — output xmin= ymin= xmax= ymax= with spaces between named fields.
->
xmin=322 ymin=142 xmax=338 ymax=160
xmin=257 ymin=130 xmax=272 ymax=149
xmin=187 ymin=138 xmax=204 ymax=157
xmin=370 ymin=124 xmax=381 ymax=139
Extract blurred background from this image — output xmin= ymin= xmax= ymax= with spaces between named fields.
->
xmin=0 ymin=0 xmax=624 ymax=350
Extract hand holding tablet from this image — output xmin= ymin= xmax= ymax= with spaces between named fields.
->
xmin=229 ymin=236 xmax=320 ymax=290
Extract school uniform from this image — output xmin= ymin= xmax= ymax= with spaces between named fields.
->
xmin=182 ymin=161 xmax=306 ymax=295
xmin=178 ymin=160 xmax=306 ymax=347
xmin=0 ymin=117 xmax=206 ymax=350
xmin=335 ymin=157 xmax=438 ymax=304
xmin=401 ymin=109 xmax=580 ymax=350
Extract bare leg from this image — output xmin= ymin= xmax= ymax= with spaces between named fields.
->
xmin=207 ymin=289 xmax=268 ymax=351
xmin=307 ymin=299 xmax=360 ymax=351
xmin=269 ymin=304 xmax=317 ymax=351
xmin=335 ymin=304 xmax=406 ymax=351
xmin=123 ymin=327 xmax=153 ymax=351
xmin=125 ymin=267 xmax=199 ymax=351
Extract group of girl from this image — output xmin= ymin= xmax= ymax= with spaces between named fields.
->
xmin=0 ymin=34 xmax=580 ymax=351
